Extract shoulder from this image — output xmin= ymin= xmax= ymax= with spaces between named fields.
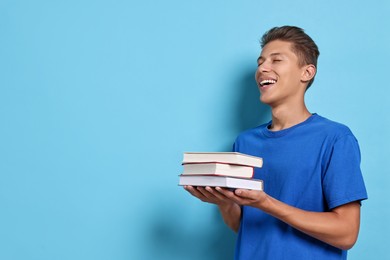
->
xmin=311 ymin=114 xmax=356 ymax=141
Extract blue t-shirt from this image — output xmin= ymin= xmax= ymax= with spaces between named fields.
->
xmin=233 ymin=114 xmax=367 ymax=260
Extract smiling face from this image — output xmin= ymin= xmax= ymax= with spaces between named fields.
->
xmin=255 ymin=40 xmax=314 ymax=107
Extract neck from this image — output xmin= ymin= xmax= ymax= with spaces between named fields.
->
xmin=269 ymin=103 xmax=311 ymax=131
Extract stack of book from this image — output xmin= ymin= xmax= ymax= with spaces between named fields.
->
xmin=179 ymin=152 xmax=264 ymax=191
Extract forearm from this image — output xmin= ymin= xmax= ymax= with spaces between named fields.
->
xmin=183 ymin=186 xmax=242 ymax=232
xmin=218 ymin=203 xmax=241 ymax=233
xmin=260 ymin=195 xmax=360 ymax=250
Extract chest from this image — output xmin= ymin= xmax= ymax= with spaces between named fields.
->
xmin=239 ymin=135 xmax=332 ymax=203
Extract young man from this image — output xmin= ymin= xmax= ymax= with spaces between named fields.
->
xmin=184 ymin=26 xmax=367 ymax=259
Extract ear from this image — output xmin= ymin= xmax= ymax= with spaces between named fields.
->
xmin=301 ymin=64 xmax=316 ymax=83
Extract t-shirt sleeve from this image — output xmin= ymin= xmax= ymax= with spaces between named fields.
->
xmin=322 ymin=135 xmax=368 ymax=210
xmin=232 ymin=142 xmax=237 ymax=152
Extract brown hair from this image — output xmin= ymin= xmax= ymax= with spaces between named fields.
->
xmin=261 ymin=26 xmax=320 ymax=89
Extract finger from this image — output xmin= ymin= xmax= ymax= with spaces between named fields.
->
xmin=215 ymin=187 xmax=235 ymax=197
xmin=213 ymin=188 xmax=254 ymax=205
xmin=215 ymin=188 xmax=247 ymax=204
xmin=206 ymin=186 xmax=231 ymax=200
xmin=235 ymin=189 xmax=261 ymax=200
xmin=197 ymin=187 xmax=232 ymax=204
xmin=184 ymin=186 xmax=208 ymax=200
xmin=190 ymin=186 xmax=219 ymax=202
xmin=196 ymin=186 xmax=215 ymax=198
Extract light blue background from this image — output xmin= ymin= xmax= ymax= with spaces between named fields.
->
xmin=1 ymin=0 xmax=389 ymax=259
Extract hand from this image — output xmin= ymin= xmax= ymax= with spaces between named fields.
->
xmin=222 ymin=188 xmax=269 ymax=209
xmin=183 ymin=186 xmax=261 ymax=233
xmin=183 ymin=186 xmax=236 ymax=207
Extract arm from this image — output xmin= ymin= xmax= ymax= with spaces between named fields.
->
xmin=183 ymin=186 xmax=241 ymax=232
xmin=219 ymin=188 xmax=361 ymax=250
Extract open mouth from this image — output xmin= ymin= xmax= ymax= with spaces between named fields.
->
xmin=259 ymin=79 xmax=277 ymax=87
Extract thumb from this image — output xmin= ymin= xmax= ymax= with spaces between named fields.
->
xmin=235 ymin=189 xmax=257 ymax=199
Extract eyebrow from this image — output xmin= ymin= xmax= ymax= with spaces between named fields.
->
xmin=257 ymin=52 xmax=284 ymax=63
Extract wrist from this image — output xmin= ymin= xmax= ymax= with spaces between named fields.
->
xmin=256 ymin=193 xmax=273 ymax=211
xmin=218 ymin=201 xmax=237 ymax=212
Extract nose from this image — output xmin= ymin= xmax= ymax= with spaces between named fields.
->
xmin=258 ymin=60 xmax=271 ymax=73
xmin=255 ymin=63 xmax=269 ymax=81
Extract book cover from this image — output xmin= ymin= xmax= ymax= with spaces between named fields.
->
xmin=181 ymin=162 xmax=254 ymax=178
xmin=179 ymin=175 xmax=263 ymax=191
xmin=183 ymin=152 xmax=263 ymax=168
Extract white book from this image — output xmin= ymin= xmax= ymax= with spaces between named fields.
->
xmin=183 ymin=152 xmax=263 ymax=168
xmin=179 ymin=175 xmax=263 ymax=191
xmin=182 ymin=163 xmax=254 ymax=178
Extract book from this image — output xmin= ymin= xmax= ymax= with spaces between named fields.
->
xmin=183 ymin=152 xmax=263 ymax=168
xmin=179 ymin=175 xmax=263 ymax=191
xmin=182 ymin=162 xmax=254 ymax=178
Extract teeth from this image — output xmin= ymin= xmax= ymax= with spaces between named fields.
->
xmin=260 ymin=79 xmax=277 ymax=86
